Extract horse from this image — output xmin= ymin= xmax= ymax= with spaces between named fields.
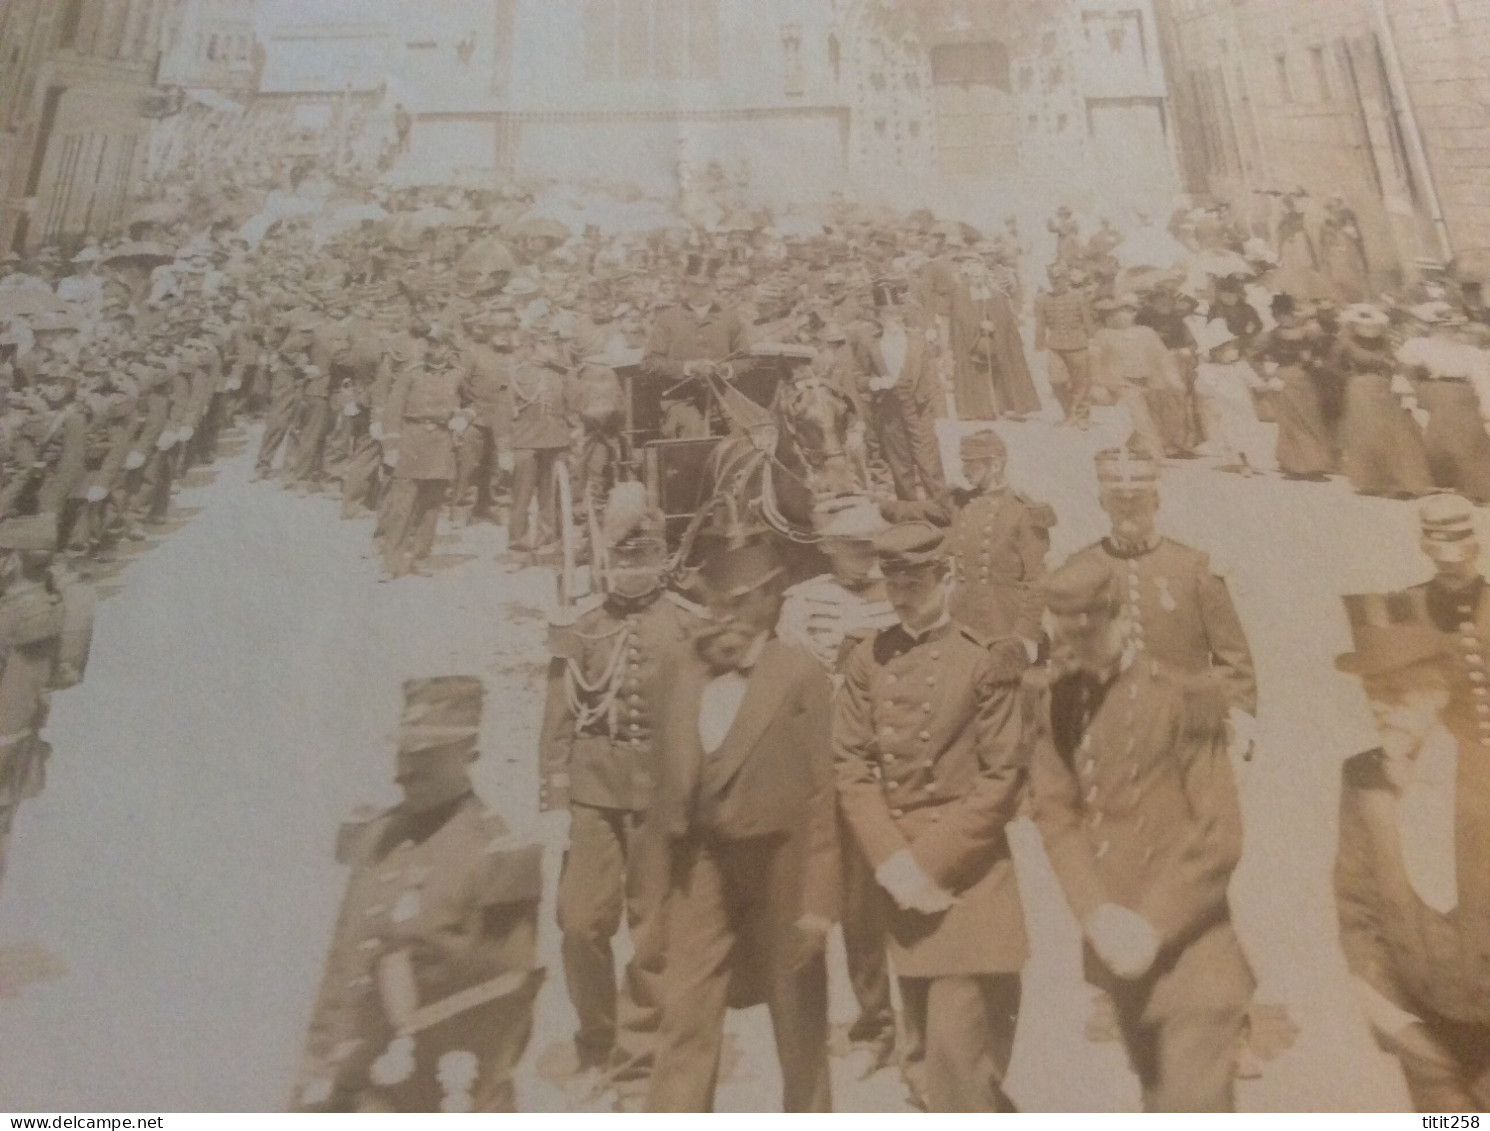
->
xmin=677 ymin=363 xmax=868 ymax=575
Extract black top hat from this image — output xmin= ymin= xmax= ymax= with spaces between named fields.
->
xmin=1271 ymin=293 xmax=1296 ymax=317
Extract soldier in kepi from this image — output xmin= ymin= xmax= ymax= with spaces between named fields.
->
xmin=538 ymin=483 xmax=706 ymax=1109
xmin=0 ymin=514 xmax=93 ymax=893
xmin=834 ymin=522 xmax=1031 ymax=1112
xmin=1027 ymin=555 xmax=1256 ymax=1112
xmin=292 ymin=677 xmax=544 ymax=1113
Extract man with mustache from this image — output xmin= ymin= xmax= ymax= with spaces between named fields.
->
xmin=645 ymin=534 xmax=839 ymax=1112
xmin=1331 ymin=602 xmax=1490 ymax=1112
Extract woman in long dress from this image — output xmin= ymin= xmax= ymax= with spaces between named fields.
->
xmin=1252 ymin=294 xmax=1335 ymax=478
xmin=1331 ymin=303 xmax=1433 ymax=498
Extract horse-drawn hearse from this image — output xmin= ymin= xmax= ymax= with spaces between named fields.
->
xmin=550 ymin=340 xmax=866 ymax=606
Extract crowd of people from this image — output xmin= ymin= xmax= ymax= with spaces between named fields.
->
xmin=2 ymin=165 xmax=1488 ymax=1114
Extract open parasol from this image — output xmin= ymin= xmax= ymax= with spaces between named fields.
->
xmin=101 ymin=241 xmax=176 ymax=269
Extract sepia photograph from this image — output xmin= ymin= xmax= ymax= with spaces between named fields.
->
xmin=0 ymin=0 xmax=1487 ymax=1116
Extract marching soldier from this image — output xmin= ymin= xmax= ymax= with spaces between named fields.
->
xmin=453 ymin=311 xmax=513 ymax=527
xmin=378 ymin=325 xmax=470 ymax=581
xmin=1033 ymin=263 xmax=1096 ymax=427
xmin=1061 ymin=449 xmax=1258 ymax=754
xmin=776 ymin=498 xmax=900 ymax=1070
xmin=884 ymin=428 xmax=1055 ymax=656
xmin=538 ymin=483 xmax=706 ymax=1108
xmin=645 ymin=535 xmax=838 ymax=1112
xmin=1331 ymin=610 xmax=1490 ymax=1112
xmin=1027 ymin=555 xmax=1255 ymax=1111
xmin=834 ymin=521 xmax=1031 ymax=1112
xmin=291 ymin=677 xmax=544 ymax=1113
xmin=506 ymin=335 xmax=575 ymax=557
xmin=0 ymin=513 xmax=93 ymax=891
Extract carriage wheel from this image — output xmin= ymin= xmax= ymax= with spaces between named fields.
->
xmin=553 ymin=456 xmax=580 ymax=607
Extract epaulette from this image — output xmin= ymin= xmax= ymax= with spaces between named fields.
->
xmin=664 ymin=590 xmax=710 ymax=619
xmin=958 ymin=623 xmax=995 ymax=650
xmin=1342 ymin=749 xmax=1390 ymax=792
xmin=334 ymin=804 xmax=389 ymax=866
xmin=479 ymin=836 xmax=543 ymax=907
xmin=981 ymin=633 xmax=1033 ymax=681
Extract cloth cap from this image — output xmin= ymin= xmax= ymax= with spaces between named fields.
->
xmin=872 ymin=521 xmax=945 ymax=567
xmin=398 ymin=676 xmax=484 ymax=752
xmin=698 ymin=534 xmax=786 ymax=599
xmin=960 ymin=428 xmax=1007 ymax=462
xmin=0 ymin=513 xmax=59 ymax=552
xmin=1095 ymin=447 xmax=1160 ymax=491
xmin=1045 ymin=556 xmax=1120 ymax=617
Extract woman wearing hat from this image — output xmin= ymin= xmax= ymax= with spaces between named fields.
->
xmin=1330 ymin=303 xmax=1433 ymax=499
xmin=1252 ymin=294 xmax=1336 ymax=479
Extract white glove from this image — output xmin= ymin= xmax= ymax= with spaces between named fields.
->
xmin=449 ymin=414 xmax=469 ymax=435
xmin=178 ymin=425 xmax=194 ymax=442
xmin=875 ymin=849 xmax=955 ymax=915
xmin=86 ymin=485 xmax=107 ymax=503
xmin=1410 ymin=407 xmax=1430 ymax=430
xmin=1085 ymin=903 xmax=1160 ymax=979
xmin=382 ymin=449 xmax=399 ymax=469
xmin=369 ymin=420 xmax=384 ymax=442
xmin=124 ymin=450 xmax=146 ymax=471
xmin=497 ymin=451 xmax=515 ymax=473
xmin=342 ymin=401 xmax=361 ymax=418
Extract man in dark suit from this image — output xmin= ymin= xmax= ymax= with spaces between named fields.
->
xmin=645 ymin=535 xmax=839 ymax=1112
xmin=1027 ymin=554 xmax=1255 ymax=1111
xmin=1333 ymin=606 xmax=1490 ymax=1112
xmin=835 ymin=521 xmax=1030 ymax=1111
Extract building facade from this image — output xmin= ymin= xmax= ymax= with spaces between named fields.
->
xmin=1155 ymin=0 xmax=1490 ymax=286
xmin=0 ymin=0 xmax=173 ymax=253
xmin=157 ymin=0 xmax=258 ymax=94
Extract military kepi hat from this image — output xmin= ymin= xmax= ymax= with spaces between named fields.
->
xmin=872 ymin=521 xmax=945 ymax=568
xmin=0 ymin=513 xmax=59 ymax=552
xmin=398 ymin=675 xmax=484 ymax=752
xmin=1095 ymin=447 xmax=1159 ymax=492
xmin=1419 ymin=493 xmax=1478 ymax=562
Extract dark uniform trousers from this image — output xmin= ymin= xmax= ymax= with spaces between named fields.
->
xmin=874 ymin=381 xmax=947 ymax=506
xmin=340 ymin=437 xmax=384 ymax=519
xmin=557 ymin=803 xmax=669 ymax=1088
xmin=647 ymin=831 xmax=831 ymax=1113
xmin=256 ymin=383 xmax=299 ymax=474
xmin=289 ymin=394 xmax=332 ymax=483
xmin=381 ymin=474 xmax=447 ymax=577
xmin=455 ymin=423 xmax=503 ymax=519
xmin=509 ymin=448 xmax=561 ymax=550
xmin=838 ymin=815 xmax=895 ymax=1046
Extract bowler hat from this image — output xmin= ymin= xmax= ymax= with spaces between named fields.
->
xmin=959 ymin=429 xmax=1007 ymax=462
xmin=698 ymin=534 xmax=785 ymax=599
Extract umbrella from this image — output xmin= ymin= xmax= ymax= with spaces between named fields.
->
xmin=0 ymin=289 xmax=70 ymax=317
xmin=511 ymin=216 xmax=571 ymax=243
xmin=101 ymin=241 xmax=175 ymax=268
xmin=456 ymin=236 xmax=518 ymax=281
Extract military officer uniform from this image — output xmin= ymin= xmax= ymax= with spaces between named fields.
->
xmin=1063 ymin=450 xmax=1258 ymax=717
xmin=834 ymin=523 xmax=1030 ymax=1112
xmin=539 ymin=506 xmax=705 ymax=1099
xmin=454 ymin=325 xmax=513 ymax=524
xmin=1033 ymin=280 xmax=1096 ymax=425
xmin=0 ymin=514 xmax=92 ymax=890
xmin=776 ymin=500 xmax=901 ymax=1059
xmin=379 ymin=339 xmax=469 ymax=579
xmin=1027 ymin=557 xmax=1254 ymax=1111
xmin=287 ymin=318 xmax=341 ymax=486
xmin=507 ymin=345 xmax=574 ymax=553
xmin=292 ymin=678 xmax=544 ymax=1113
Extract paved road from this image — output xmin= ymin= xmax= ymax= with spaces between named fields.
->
xmin=0 ymin=411 xmax=1421 ymax=1111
